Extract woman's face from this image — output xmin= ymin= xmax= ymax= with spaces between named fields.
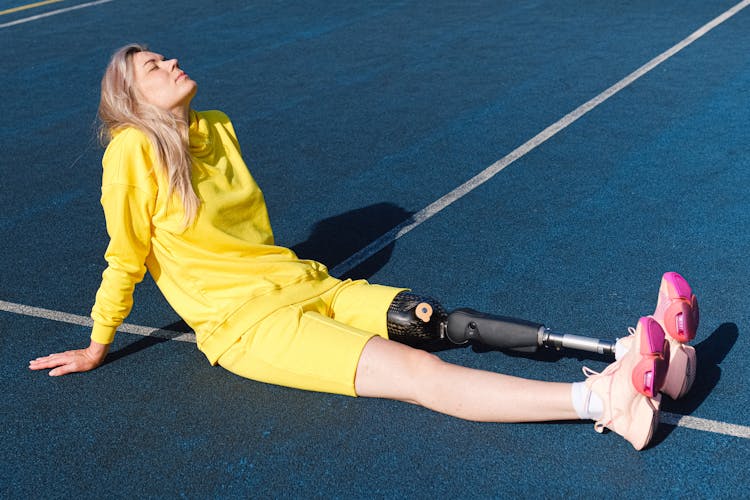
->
xmin=132 ymin=50 xmax=197 ymax=118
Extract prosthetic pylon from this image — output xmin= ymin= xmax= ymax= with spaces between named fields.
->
xmin=445 ymin=308 xmax=616 ymax=356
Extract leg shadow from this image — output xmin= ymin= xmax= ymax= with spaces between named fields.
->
xmin=390 ymin=333 xmax=610 ymax=359
xmin=469 ymin=340 xmax=610 ymax=364
xmin=290 ymin=202 xmax=413 ymax=280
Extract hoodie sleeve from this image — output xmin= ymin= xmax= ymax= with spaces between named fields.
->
xmin=90 ymin=129 xmax=158 ymax=344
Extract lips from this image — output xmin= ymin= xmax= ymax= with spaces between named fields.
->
xmin=176 ymin=71 xmax=188 ymax=82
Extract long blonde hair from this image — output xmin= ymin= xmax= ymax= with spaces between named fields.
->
xmin=98 ymin=43 xmax=200 ymax=226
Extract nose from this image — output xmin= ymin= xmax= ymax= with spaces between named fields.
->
xmin=167 ymin=58 xmax=179 ymax=70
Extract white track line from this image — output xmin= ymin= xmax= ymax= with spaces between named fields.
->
xmin=0 ymin=300 xmax=195 ymax=343
xmin=0 ymin=0 xmax=113 ymax=29
xmin=330 ymin=0 xmax=750 ymax=277
xmin=660 ymin=412 xmax=750 ymax=439
xmin=2 ymin=297 xmax=749 ymax=439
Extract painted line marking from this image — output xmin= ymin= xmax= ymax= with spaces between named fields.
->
xmin=0 ymin=0 xmax=112 ymax=28
xmin=330 ymin=0 xmax=750 ymax=277
xmin=660 ymin=412 xmax=750 ymax=439
xmin=0 ymin=0 xmax=64 ymax=17
xmin=0 ymin=300 xmax=196 ymax=343
xmin=2 ymin=297 xmax=748 ymax=440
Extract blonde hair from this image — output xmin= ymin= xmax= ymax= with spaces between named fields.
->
xmin=98 ymin=43 xmax=200 ymax=226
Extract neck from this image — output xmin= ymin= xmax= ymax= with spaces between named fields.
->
xmin=171 ymin=104 xmax=190 ymax=123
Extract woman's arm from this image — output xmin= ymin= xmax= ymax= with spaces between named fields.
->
xmin=29 ymin=339 xmax=110 ymax=376
xmin=30 ymin=130 xmax=157 ymax=376
xmin=90 ymin=131 xmax=157 ymax=344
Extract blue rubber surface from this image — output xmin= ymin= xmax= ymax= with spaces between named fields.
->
xmin=2 ymin=0 xmax=749 ymax=497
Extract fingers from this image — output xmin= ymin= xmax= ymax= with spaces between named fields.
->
xmin=28 ymin=351 xmax=86 ymax=376
xmin=49 ymin=363 xmax=77 ymax=377
xmin=30 ymin=344 xmax=107 ymax=376
xmin=29 ymin=352 xmax=69 ymax=371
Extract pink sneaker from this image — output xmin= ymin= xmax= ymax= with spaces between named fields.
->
xmin=654 ymin=272 xmax=699 ymax=343
xmin=617 ymin=272 xmax=698 ymax=399
xmin=652 ymin=272 xmax=698 ymax=399
xmin=584 ymin=317 xmax=665 ymax=450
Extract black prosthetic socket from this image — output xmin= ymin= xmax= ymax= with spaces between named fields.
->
xmin=445 ymin=309 xmax=544 ymax=352
xmin=386 ymin=292 xmax=447 ymax=343
xmin=386 ymin=293 xmax=543 ymax=351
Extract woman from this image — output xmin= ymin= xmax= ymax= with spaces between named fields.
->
xmin=29 ymin=44 xmax=699 ymax=451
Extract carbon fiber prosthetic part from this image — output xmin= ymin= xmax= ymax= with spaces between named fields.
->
xmin=386 ymin=292 xmax=447 ymax=342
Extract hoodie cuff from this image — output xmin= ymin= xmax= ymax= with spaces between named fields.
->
xmin=91 ymin=322 xmax=116 ymax=345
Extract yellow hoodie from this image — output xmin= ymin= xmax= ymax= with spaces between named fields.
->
xmin=91 ymin=110 xmax=340 ymax=364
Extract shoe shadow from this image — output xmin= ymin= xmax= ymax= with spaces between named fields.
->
xmin=649 ymin=322 xmax=739 ymax=447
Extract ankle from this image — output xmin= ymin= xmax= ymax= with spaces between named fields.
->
xmin=571 ymin=381 xmax=604 ymax=420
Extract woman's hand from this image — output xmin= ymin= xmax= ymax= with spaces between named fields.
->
xmin=29 ymin=340 xmax=110 ymax=376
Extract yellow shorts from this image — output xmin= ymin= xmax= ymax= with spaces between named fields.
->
xmin=217 ymin=279 xmax=405 ymax=397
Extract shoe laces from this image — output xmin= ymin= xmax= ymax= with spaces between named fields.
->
xmin=581 ymin=361 xmax=622 ymax=434
xmin=582 ymin=366 xmax=599 ymax=378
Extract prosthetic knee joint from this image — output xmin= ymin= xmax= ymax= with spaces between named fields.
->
xmin=386 ymin=292 xmax=448 ymax=342
xmin=387 ymin=292 xmax=615 ymax=355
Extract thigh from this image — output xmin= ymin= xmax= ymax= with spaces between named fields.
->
xmin=326 ymin=279 xmax=406 ymax=337
xmin=217 ymin=305 xmax=378 ymax=396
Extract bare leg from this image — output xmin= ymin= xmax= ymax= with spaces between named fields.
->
xmin=355 ymin=336 xmax=578 ymax=422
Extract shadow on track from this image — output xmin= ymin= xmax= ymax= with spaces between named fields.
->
xmin=291 ymin=202 xmax=413 ymax=280
xmin=104 ymin=319 xmax=193 ymax=365
xmin=650 ymin=322 xmax=739 ymax=446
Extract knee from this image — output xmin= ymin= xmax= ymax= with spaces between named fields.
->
xmin=403 ymin=348 xmax=475 ymax=412
xmin=403 ymin=348 xmax=447 ymax=398
xmin=356 ymin=336 xmax=443 ymax=400
xmin=409 ymin=348 xmax=444 ymax=374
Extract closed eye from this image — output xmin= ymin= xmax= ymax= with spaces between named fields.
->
xmin=144 ymin=55 xmax=166 ymax=71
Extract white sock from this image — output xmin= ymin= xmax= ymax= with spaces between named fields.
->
xmin=614 ymin=338 xmax=629 ymax=361
xmin=571 ymin=382 xmax=604 ymax=420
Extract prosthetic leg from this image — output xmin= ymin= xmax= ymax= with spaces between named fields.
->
xmin=387 ymin=292 xmax=616 ymax=357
